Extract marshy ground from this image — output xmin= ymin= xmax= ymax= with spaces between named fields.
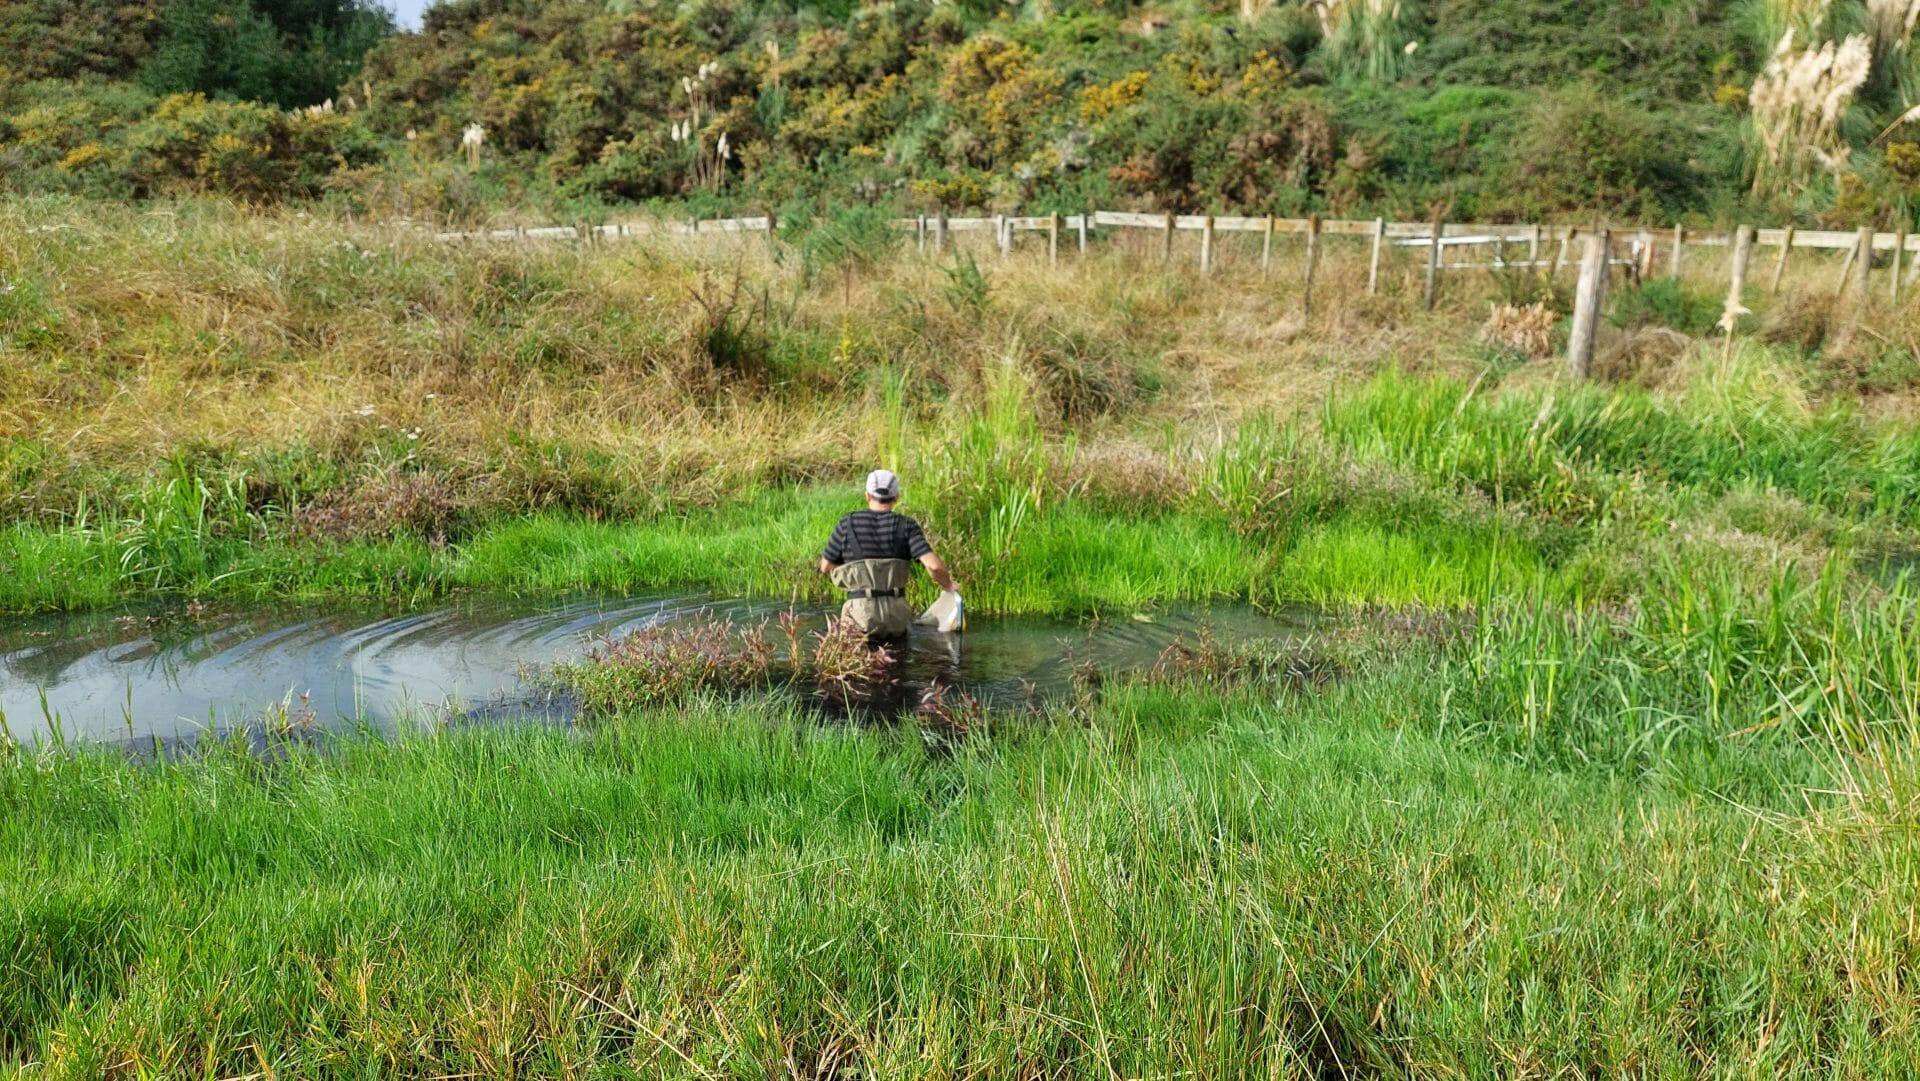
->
xmin=4 ymin=198 xmax=1920 ymax=1076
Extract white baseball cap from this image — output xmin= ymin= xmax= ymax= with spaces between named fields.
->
xmin=865 ymin=469 xmax=901 ymax=501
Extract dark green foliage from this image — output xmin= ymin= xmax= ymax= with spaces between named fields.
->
xmin=1412 ymin=0 xmax=1747 ymax=100
xmin=0 ymin=0 xmax=389 ymax=110
xmin=941 ymin=253 xmax=991 ymax=313
xmin=0 ymin=0 xmax=167 ymax=84
xmin=784 ymin=204 xmax=901 ymax=293
xmin=1329 ymin=83 xmax=1524 ymax=218
xmin=318 ymin=0 xmax=1808 ymax=222
xmin=3 ymin=1 xmax=1919 ymax=226
xmin=1500 ymin=85 xmax=1703 ymax=220
xmin=139 ymin=0 xmax=391 ymax=109
xmin=1610 ymin=278 xmax=1724 ymax=337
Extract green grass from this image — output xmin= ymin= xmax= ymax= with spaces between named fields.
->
xmin=0 ymin=475 xmax=1556 ymax=616
xmin=1327 ymin=358 xmax=1920 ymax=530
xmin=1272 ymin=517 xmax=1546 ymax=606
xmin=4 ymin=664 xmax=1913 ymax=1077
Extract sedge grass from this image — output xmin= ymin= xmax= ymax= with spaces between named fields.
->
xmin=1 ymin=476 xmax=1561 ymax=615
xmin=3 ymin=667 xmax=1915 ymax=1076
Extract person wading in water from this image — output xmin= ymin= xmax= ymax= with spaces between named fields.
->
xmin=819 ymin=469 xmax=957 ymax=641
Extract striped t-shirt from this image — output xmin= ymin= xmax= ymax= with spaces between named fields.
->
xmin=823 ymin=510 xmax=933 ymax=564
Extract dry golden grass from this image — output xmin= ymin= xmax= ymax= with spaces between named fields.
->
xmin=4 ymin=198 xmax=1917 ymax=524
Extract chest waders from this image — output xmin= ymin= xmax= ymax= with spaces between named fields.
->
xmin=830 ymin=558 xmax=913 ymax=638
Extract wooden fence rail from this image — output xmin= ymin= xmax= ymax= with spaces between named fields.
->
xmin=435 ymin=211 xmax=1920 ymax=254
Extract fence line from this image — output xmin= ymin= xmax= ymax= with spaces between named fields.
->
xmin=437 ymin=211 xmax=1920 ymax=256
xmin=431 ymin=208 xmax=1918 ymax=375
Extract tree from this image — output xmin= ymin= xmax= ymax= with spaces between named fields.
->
xmin=138 ymin=0 xmax=392 ymax=109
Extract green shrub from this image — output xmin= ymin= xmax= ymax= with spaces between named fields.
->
xmin=1609 ymin=278 xmax=1723 ymax=337
xmin=1499 ymin=84 xmax=1701 ymax=220
xmin=0 ymin=90 xmax=382 ymax=201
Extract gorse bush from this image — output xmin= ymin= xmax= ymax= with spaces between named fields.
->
xmin=0 ymin=87 xmax=381 ymax=200
xmin=12 ymin=0 xmax=1919 ymax=224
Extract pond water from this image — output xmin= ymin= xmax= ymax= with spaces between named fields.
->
xmin=0 ymin=593 xmax=1314 ymax=747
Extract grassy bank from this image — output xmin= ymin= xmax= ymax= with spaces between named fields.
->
xmin=0 ymin=481 xmax=1556 ymax=616
xmin=6 ymin=199 xmax=1920 ymax=617
xmin=5 ymin=659 xmax=1916 ymax=1076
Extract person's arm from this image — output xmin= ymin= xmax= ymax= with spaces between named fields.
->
xmin=919 ymin=551 xmax=957 ymax=592
xmin=821 ymin=517 xmax=847 ymax=577
xmin=902 ymin=516 xmax=956 ymax=592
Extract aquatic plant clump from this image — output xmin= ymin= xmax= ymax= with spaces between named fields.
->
xmin=545 ymin=613 xmax=900 ymax=716
xmin=1145 ymin=628 xmax=1347 ymax=692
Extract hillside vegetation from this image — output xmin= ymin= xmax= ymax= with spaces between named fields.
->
xmin=5 ymin=0 xmax=1920 ymax=225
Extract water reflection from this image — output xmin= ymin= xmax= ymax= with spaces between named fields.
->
xmin=0 ymin=594 xmax=1313 ymax=746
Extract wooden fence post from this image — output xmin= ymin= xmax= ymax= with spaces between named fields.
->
xmin=1077 ymin=211 xmax=1089 ymax=256
xmin=1162 ymin=212 xmax=1175 ymax=264
xmin=1423 ymin=216 xmax=1443 ymax=311
xmin=1529 ymin=224 xmax=1541 ymax=266
xmin=934 ymin=211 xmax=947 ymax=255
xmin=1670 ymin=224 xmax=1684 ymax=279
xmin=1303 ymin=213 xmax=1321 ymax=315
xmin=1552 ymin=228 xmax=1573 ymax=280
xmin=1719 ymin=224 xmax=1755 ymax=347
xmin=1200 ymin=215 xmax=1215 ymax=275
xmin=997 ymin=215 xmax=1010 ymax=259
xmin=1769 ymin=224 xmax=1793 ymax=295
xmin=1851 ymin=225 xmax=1874 ymax=306
xmin=1637 ymin=228 xmax=1655 ymax=280
xmin=1262 ymin=217 xmax=1275 ymax=278
xmin=1836 ymin=233 xmax=1860 ymax=288
xmin=1367 ymin=217 xmax=1385 ymax=294
xmin=1893 ymin=229 xmax=1908 ymax=303
xmin=1049 ymin=212 xmax=1060 ymax=268
xmin=1730 ymin=225 xmax=1755 ymax=298
xmin=915 ymin=216 xmax=926 ymax=253
xmin=1568 ymin=229 xmax=1610 ymax=380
